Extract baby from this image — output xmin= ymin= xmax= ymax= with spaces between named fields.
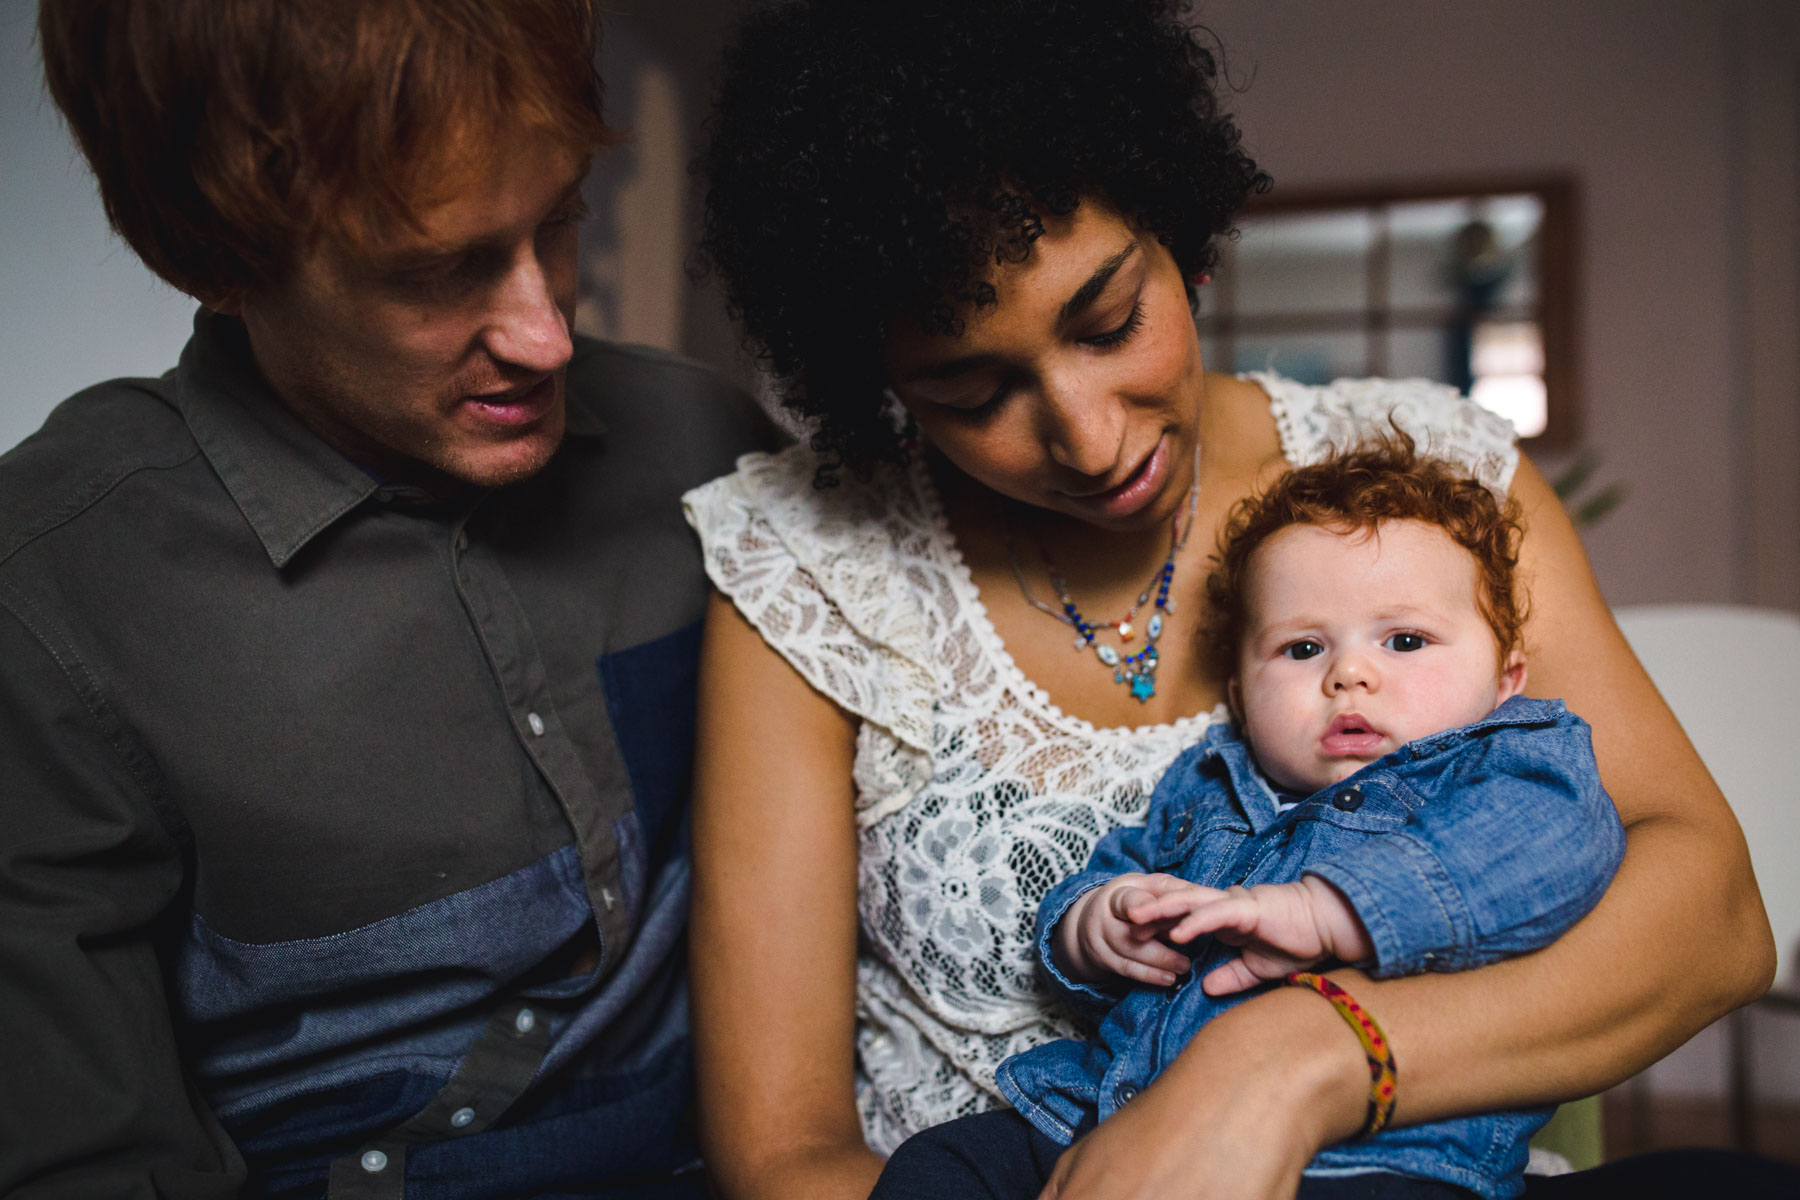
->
xmin=872 ymin=438 xmax=1626 ymax=1200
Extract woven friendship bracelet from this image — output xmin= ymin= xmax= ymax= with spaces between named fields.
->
xmin=1285 ymin=971 xmax=1398 ymax=1136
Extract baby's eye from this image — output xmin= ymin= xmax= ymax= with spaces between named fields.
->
xmin=1282 ymin=640 xmax=1324 ymax=661
xmin=1385 ymin=632 xmax=1427 ymax=652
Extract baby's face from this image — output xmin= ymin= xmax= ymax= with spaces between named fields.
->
xmin=1232 ymin=519 xmax=1525 ymax=795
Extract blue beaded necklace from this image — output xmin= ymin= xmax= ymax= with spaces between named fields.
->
xmin=1003 ymin=472 xmax=1202 ymax=704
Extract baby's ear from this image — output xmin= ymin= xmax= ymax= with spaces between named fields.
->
xmin=1226 ymin=676 xmax=1244 ymax=725
xmin=1495 ymin=650 xmax=1528 ymax=704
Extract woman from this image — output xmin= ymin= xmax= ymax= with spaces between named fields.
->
xmin=682 ymin=2 xmax=1773 ymax=1197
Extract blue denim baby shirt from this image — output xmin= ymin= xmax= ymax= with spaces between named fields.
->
xmin=995 ymin=696 xmax=1626 ymax=1200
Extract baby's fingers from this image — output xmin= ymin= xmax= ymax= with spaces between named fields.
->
xmin=1123 ymin=885 xmax=1223 ymax=926
xmin=1168 ymin=890 xmax=1260 ymax=943
xmin=1199 ymin=957 xmax=1264 ymax=996
xmin=1096 ymin=941 xmax=1191 ymax=987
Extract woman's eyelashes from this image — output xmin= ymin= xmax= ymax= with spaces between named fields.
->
xmin=940 ymin=297 xmax=1151 ymax=417
xmin=1078 ymin=298 xmax=1146 ymax=349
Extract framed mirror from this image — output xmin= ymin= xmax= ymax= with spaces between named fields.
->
xmin=1198 ymin=178 xmax=1578 ymax=448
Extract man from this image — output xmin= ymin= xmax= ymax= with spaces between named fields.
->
xmin=2 ymin=2 xmax=770 ymax=1196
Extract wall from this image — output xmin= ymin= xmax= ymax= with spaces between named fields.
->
xmin=0 ymin=2 xmax=198 ymax=455
xmin=1195 ymin=0 xmax=1798 ymax=610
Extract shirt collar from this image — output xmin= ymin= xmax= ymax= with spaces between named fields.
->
xmin=562 ymin=340 xmax=610 ymax=438
xmin=1198 ymin=723 xmax=1290 ymax=834
xmin=173 ymin=311 xmax=382 ymax=569
xmin=172 ymin=312 xmax=610 ymax=568
xmin=1196 ymin=695 xmax=1564 ymax=832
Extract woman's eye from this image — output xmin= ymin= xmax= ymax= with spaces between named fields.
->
xmin=1385 ymin=633 xmax=1427 ymax=652
xmin=944 ymin=383 xmax=1009 ymax=419
xmin=1282 ymin=640 xmax=1323 ymax=661
xmin=1078 ymin=299 xmax=1145 ymax=349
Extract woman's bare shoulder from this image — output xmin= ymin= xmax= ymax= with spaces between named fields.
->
xmin=1201 ymin=370 xmax=1287 ymax=481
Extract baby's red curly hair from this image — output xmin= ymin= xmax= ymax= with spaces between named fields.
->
xmin=1200 ymin=432 xmax=1527 ymax=683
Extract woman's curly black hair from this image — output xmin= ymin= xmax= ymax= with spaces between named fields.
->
xmin=696 ymin=0 xmax=1270 ymax=481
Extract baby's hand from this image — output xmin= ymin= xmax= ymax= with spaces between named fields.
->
xmin=1054 ymin=874 xmax=1217 ymax=986
xmin=1128 ymin=875 xmax=1374 ymax=995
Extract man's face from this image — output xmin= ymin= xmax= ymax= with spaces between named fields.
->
xmin=236 ymin=123 xmax=588 ymax=487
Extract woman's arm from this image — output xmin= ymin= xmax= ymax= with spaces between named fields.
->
xmin=690 ymin=591 xmax=884 ymax=1200
xmin=1042 ymin=456 xmax=1776 ymax=1200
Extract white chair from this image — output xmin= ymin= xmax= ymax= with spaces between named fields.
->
xmin=1613 ymin=604 xmax=1800 ymax=1149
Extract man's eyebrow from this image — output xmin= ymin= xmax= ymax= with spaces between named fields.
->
xmin=383 ymin=178 xmax=589 ymax=270
xmin=1057 ymin=242 xmax=1139 ymax=326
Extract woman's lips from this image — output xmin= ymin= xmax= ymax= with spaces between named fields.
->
xmin=462 ymin=375 xmax=556 ymax=429
xmin=1063 ymin=436 xmax=1169 ymax=520
xmin=1321 ymin=713 xmax=1386 ymax=756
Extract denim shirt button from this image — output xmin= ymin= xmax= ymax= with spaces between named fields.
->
xmin=1113 ymin=1082 xmax=1139 ymax=1106
xmin=1333 ymin=787 xmax=1364 ymax=812
xmin=1174 ymin=813 xmax=1193 ymax=840
xmin=360 ymin=1150 xmax=388 ymax=1173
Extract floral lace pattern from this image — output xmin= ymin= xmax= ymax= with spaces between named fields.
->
xmin=682 ymin=376 xmax=1517 ymax=1153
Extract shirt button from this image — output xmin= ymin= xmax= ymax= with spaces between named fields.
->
xmin=1175 ymin=814 xmax=1193 ymax=840
xmin=1113 ymin=1082 xmax=1139 ymax=1107
xmin=454 ymin=530 xmax=469 ymax=552
xmin=450 ymin=1106 xmax=475 ymax=1128
xmin=1333 ymin=787 xmax=1364 ymax=812
xmin=361 ymin=1150 xmax=388 ymax=1173
xmin=515 ymin=1008 xmax=537 ymax=1035
xmin=527 ymin=712 xmax=546 ymax=737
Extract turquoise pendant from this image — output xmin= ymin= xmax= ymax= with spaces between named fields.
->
xmin=1129 ymin=672 xmax=1156 ymax=702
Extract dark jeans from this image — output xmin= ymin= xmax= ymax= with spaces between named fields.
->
xmin=868 ymin=1110 xmax=1800 ymax=1200
xmin=869 ymin=1111 xmax=1473 ymax=1200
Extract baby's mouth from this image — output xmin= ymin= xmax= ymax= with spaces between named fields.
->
xmin=1321 ymin=713 xmax=1386 ymax=755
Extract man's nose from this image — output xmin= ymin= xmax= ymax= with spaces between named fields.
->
xmin=485 ymin=251 xmax=573 ymax=374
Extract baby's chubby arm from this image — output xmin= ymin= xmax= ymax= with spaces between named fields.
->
xmin=1053 ymin=874 xmax=1374 ymax=991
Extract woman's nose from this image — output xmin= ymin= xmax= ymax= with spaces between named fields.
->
xmin=1041 ymin=375 xmax=1124 ymax=478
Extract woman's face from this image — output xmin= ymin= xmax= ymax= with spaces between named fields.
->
xmin=883 ymin=201 xmax=1205 ymax=533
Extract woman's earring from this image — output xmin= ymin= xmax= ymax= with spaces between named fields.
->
xmin=1190 ymin=273 xmax=1212 ymax=286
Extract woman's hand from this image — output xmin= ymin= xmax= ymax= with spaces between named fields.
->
xmin=1039 ymin=983 xmax=1368 ymax=1200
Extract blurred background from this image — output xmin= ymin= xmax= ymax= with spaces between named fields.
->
xmin=3 ymin=0 xmax=1795 ymax=1165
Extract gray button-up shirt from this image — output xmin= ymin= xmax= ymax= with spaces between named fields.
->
xmin=0 ymin=312 xmax=773 ymax=1197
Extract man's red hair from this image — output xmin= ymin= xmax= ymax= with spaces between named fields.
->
xmin=39 ymin=0 xmax=619 ymax=303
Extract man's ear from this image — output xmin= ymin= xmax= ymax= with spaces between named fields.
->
xmin=204 ymin=286 xmax=247 ymax=317
xmin=1496 ymin=650 xmax=1527 ymax=704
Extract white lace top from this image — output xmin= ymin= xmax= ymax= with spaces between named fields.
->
xmin=682 ymin=374 xmax=1518 ymax=1153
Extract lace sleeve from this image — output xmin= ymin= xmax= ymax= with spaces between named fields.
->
xmin=1254 ymin=373 xmax=1520 ymax=499
xmin=682 ymin=446 xmax=939 ymax=806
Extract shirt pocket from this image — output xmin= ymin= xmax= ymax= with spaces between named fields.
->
xmin=1153 ymin=807 xmax=1251 ymax=886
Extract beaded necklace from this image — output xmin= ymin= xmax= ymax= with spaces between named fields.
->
xmin=1003 ymin=458 xmax=1202 ymax=703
